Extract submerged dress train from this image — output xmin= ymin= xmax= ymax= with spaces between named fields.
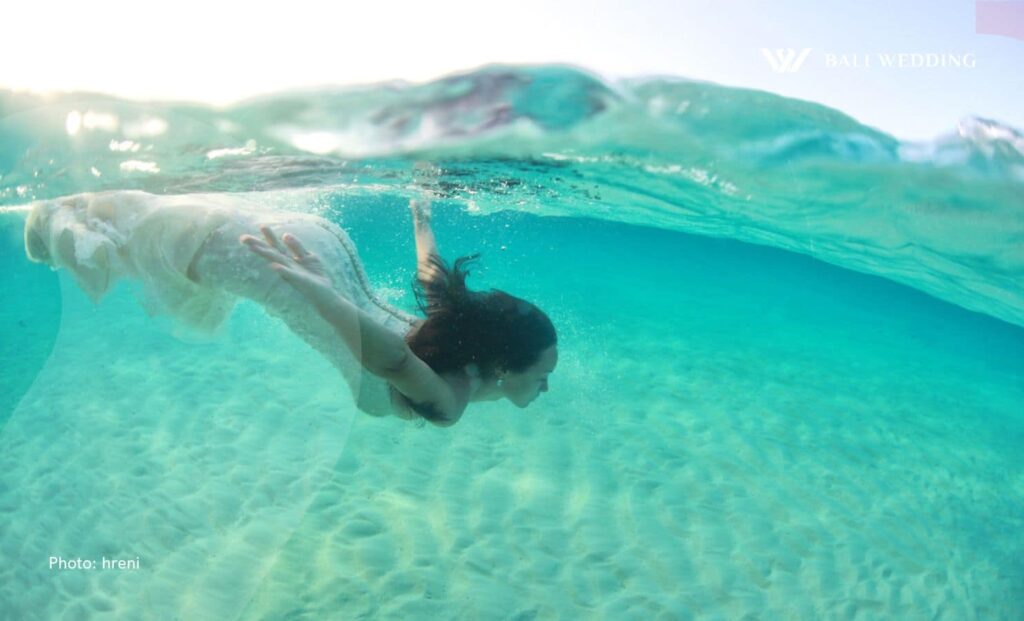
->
xmin=23 ymin=190 xmax=418 ymax=416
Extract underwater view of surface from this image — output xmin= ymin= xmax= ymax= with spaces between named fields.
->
xmin=1 ymin=64 xmax=1022 ymax=619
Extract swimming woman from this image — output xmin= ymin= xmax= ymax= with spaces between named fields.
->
xmin=23 ymin=191 xmax=557 ymax=426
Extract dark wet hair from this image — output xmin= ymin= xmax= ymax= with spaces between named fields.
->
xmin=406 ymin=253 xmax=557 ymax=382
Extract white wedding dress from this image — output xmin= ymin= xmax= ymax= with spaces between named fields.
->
xmin=24 ymin=190 xmax=419 ymax=416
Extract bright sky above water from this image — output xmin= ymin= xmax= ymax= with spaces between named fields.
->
xmin=3 ymin=0 xmax=1022 ymax=140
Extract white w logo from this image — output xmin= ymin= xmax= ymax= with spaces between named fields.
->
xmin=761 ymin=48 xmax=813 ymax=73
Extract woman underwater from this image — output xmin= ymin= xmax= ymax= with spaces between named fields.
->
xmin=23 ymin=191 xmax=558 ymax=426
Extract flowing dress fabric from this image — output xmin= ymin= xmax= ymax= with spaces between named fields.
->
xmin=24 ymin=190 xmax=419 ymax=416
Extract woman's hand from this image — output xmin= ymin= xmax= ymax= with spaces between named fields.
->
xmin=240 ymin=226 xmax=336 ymax=305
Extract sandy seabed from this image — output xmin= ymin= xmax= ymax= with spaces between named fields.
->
xmin=1 ymin=266 xmax=1022 ymax=621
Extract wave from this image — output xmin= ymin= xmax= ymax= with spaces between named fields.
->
xmin=2 ymin=64 xmax=1022 ymax=327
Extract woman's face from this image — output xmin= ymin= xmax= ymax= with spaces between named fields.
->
xmin=501 ymin=345 xmax=558 ymax=408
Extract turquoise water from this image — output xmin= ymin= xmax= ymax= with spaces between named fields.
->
xmin=1 ymin=65 xmax=1022 ymax=619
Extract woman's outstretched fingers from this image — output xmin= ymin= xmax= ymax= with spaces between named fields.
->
xmin=260 ymin=226 xmax=288 ymax=254
xmin=282 ymin=233 xmax=310 ymax=258
xmin=241 ymin=233 xmax=274 ymax=252
xmin=242 ymin=234 xmax=292 ymax=266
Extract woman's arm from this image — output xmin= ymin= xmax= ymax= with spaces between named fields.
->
xmin=307 ymin=288 xmax=462 ymax=425
xmin=242 ymin=226 xmax=406 ymax=373
xmin=242 ymin=226 xmax=461 ymax=423
xmin=410 ymin=199 xmax=443 ymax=285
